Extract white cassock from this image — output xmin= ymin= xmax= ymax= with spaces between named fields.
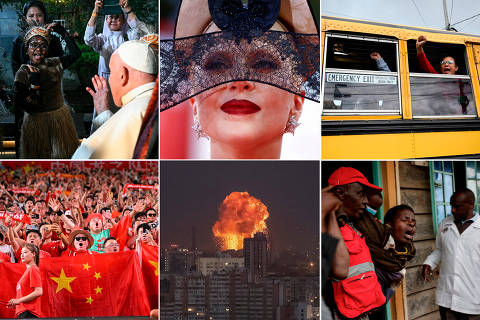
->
xmin=72 ymin=82 xmax=155 ymax=159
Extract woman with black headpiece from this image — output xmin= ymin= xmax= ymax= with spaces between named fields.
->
xmin=160 ymin=0 xmax=320 ymax=159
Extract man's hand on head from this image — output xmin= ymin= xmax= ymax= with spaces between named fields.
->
xmin=322 ymin=185 xmax=341 ymax=218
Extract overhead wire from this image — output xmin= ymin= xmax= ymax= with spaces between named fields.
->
xmin=450 ymin=0 xmax=454 ymax=20
xmin=457 ymin=15 xmax=480 ymax=32
xmin=410 ymin=0 xmax=428 ymax=27
xmin=451 ymin=12 xmax=480 ymax=27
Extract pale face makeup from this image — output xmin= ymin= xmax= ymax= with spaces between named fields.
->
xmin=190 ymin=20 xmax=304 ymax=158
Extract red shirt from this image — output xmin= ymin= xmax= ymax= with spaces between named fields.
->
xmin=15 ymin=247 xmax=51 ymax=262
xmin=15 ymin=264 xmax=42 ymax=317
xmin=61 ymin=246 xmax=96 ymax=256
xmin=41 ymin=240 xmax=65 ymax=257
xmin=109 ymin=214 xmax=133 ymax=252
xmin=417 ymin=51 xmax=438 ymax=74
xmin=0 ymin=251 xmax=10 ymax=262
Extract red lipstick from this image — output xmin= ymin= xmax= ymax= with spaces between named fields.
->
xmin=220 ymin=99 xmax=261 ymax=115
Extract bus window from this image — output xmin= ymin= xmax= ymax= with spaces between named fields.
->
xmin=407 ymin=40 xmax=476 ymax=117
xmin=323 ymin=34 xmax=401 ymax=114
xmin=407 ymin=40 xmax=467 ymax=75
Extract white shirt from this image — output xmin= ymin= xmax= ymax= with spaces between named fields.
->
xmin=0 ymin=244 xmax=14 ymax=262
xmin=72 ymin=82 xmax=155 ymax=159
xmin=84 ymin=17 xmax=144 ymax=134
xmin=84 ymin=18 xmax=139 ymax=79
xmin=423 ymin=214 xmax=480 ymax=314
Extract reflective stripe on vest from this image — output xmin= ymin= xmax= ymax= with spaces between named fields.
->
xmin=347 ymin=261 xmax=375 ymax=279
xmin=333 ymin=223 xmax=386 ymax=319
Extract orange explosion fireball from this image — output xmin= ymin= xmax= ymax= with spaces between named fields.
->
xmin=212 ymin=191 xmax=269 ymax=250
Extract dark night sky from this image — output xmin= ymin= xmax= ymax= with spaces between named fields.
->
xmin=161 ymin=161 xmax=319 ymax=253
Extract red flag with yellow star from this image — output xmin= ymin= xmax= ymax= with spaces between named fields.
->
xmin=138 ymin=242 xmax=159 ymax=310
xmin=39 ymin=250 xmax=150 ymax=317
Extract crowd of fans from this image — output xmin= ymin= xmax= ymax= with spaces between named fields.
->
xmin=0 ymin=163 xmax=159 ymax=264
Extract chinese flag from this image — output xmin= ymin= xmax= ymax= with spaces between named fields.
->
xmin=0 ymin=262 xmax=25 ymax=319
xmin=138 ymin=242 xmax=159 ymax=310
xmin=39 ymin=251 xmax=150 ymax=317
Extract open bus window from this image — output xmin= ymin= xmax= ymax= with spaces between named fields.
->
xmin=407 ymin=40 xmax=467 ymax=75
xmin=325 ymin=34 xmax=398 ymax=72
xmin=323 ymin=33 xmax=401 ymax=114
xmin=407 ymin=40 xmax=476 ymax=117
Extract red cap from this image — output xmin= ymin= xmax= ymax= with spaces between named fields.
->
xmin=328 ymin=167 xmax=382 ymax=191
xmin=85 ymin=213 xmax=103 ymax=226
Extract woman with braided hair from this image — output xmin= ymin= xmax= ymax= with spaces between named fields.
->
xmin=14 ymin=26 xmax=80 ymax=158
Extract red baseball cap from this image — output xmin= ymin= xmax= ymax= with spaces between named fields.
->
xmin=85 ymin=213 xmax=103 ymax=226
xmin=328 ymin=167 xmax=382 ymax=191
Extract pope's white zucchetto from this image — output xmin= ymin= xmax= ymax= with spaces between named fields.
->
xmin=117 ymin=40 xmax=158 ymax=75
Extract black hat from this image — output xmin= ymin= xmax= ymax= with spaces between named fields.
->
xmin=175 ymin=0 xmax=318 ymax=38
xmin=25 ymin=226 xmax=42 ymax=239
xmin=160 ymin=0 xmax=320 ymax=111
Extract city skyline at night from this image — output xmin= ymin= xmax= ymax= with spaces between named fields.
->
xmin=160 ymin=161 xmax=319 ymax=254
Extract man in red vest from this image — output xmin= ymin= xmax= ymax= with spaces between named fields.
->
xmin=327 ymin=167 xmax=386 ymax=319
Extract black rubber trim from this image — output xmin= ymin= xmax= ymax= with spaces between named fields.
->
xmin=322 ymin=119 xmax=480 ymax=136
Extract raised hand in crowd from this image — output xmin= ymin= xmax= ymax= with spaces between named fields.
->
xmin=49 ymin=198 xmax=76 ymax=230
xmin=0 ymin=183 xmax=18 ymax=203
xmin=50 ymin=223 xmax=69 ymax=248
xmin=48 ymin=198 xmax=61 ymax=213
xmin=132 ymin=198 xmax=146 ymax=215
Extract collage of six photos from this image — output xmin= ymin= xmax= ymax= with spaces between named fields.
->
xmin=0 ymin=0 xmax=479 ymax=319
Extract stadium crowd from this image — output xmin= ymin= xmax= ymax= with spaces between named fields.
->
xmin=0 ymin=162 xmax=159 ymax=262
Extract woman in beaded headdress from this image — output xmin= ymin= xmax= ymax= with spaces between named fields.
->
xmin=11 ymin=1 xmax=65 ymax=76
xmin=160 ymin=0 xmax=320 ymax=159
xmin=11 ymin=1 xmax=71 ymax=158
xmin=14 ymin=26 xmax=80 ymax=158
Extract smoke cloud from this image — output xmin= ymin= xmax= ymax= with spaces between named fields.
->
xmin=212 ymin=191 xmax=269 ymax=250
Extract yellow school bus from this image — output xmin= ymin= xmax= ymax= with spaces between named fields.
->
xmin=321 ymin=16 xmax=480 ymax=159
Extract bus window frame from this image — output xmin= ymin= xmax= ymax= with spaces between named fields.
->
xmin=409 ymin=44 xmax=477 ymax=119
xmin=322 ymin=32 xmax=403 ymax=116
